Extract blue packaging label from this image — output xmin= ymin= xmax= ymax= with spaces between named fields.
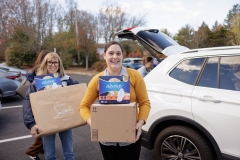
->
xmin=99 ymin=76 xmax=130 ymax=104
xmin=35 ymin=73 xmax=62 ymax=91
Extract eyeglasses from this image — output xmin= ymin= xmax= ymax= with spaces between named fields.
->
xmin=47 ymin=61 xmax=59 ymax=66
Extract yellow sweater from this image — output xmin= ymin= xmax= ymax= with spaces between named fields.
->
xmin=79 ymin=68 xmax=151 ymax=123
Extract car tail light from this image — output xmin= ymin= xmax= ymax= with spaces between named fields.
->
xmin=6 ymin=75 xmax=20 ymax=80
xmin=21 ymin=74 xmax=26 ymax=76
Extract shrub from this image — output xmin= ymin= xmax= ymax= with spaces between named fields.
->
xmin=60 ymin=53 xmax=72 ymax=69
xmin=91 ymin=61 xmax=107 ymax=72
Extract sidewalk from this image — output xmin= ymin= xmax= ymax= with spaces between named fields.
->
xmin=65 ymin=67 xmax=99 ymax=76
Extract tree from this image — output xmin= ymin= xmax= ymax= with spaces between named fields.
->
xmin=195 ymin=22 xmax=211 ymax=48
xmin=122 ymin=42 xmax=131 ymax=57
xmin=98 ymin=2 xmax=147 ymax=43
xmin=98 ymin=3 xmax=127 ymax=42
xmin=127 ymin=13 xmax=147 ymax=27
xmin=48 ymin=29 xmax=77 ymax=68
xmin=212 ymin=20 xmax=219 ymax=32
xmin=228 ymin=13 xmax=240 ymax=45
xmin=77 ymin=10 xmax=97 ymax=70
xmin=5 ymin=28 xmax=36 ymax=67
xmin=224 ymin=4 xmax=240 ymax=30
xmin=209 ymin=27 xmax=229 ymax=47
xmin=174 ymin=24 xmax=195 ymax=49
xmin=160 ymin=28 xmax=172 ymax=38
xmin=3 ymin=0 xmax=64 ymax=54
xmin=224 ymin=4 xmax=240 ymax=45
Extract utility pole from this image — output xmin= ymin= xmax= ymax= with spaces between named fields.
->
xmin=75 ymin=5 xmax=80 ymax=66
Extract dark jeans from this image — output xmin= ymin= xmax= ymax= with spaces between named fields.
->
xmin=99 ymin=137 xmax=141 ymax=160
xmin=25 ymin=137 xmax=44 ymax=156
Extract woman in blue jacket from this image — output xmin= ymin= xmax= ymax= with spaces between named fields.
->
xmin=23 ymin=52 xmax=78 ymax=160
xmin=25 ymin=50 xmax=50 ymax=160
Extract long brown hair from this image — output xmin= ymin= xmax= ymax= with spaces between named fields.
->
xmin=32 ymin=50 xmax=51 ymax=73
xmin=37 ymin=52 xmax=65 ymax=77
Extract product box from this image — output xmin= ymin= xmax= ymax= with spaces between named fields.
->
xmin=35 ymin=73 xmax=62 ymax=91
xmin=99 ymin=76 xmax=130 ymax=104
xmin=91 ymin=102 xmax=136 ymax=143
xmin=30 ymin=83 xmax=87 ymax=136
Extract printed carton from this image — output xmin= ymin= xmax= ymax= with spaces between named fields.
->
xmin=35 ymin=73 xmax=62 ymax=91
xmin=99 ymin=76 xmax=130 ymax=104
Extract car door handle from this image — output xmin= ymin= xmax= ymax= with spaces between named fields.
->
xmin=196 ymin=95 xmax=221 ymax=103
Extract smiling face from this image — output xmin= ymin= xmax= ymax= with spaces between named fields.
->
xmin=103 ymin=44 xmax=123 ymax=75
xmin=46 ymin=57 xmax=59 ymax=74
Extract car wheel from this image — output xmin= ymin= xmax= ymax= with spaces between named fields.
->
xmin=154 ymin=125 xmax=215 ymax=160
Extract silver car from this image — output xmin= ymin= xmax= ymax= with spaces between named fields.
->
xmin=0 ymin=69 xmax=21 ymax=99
xmin=0 ymin=63 xmax=28 ymax=81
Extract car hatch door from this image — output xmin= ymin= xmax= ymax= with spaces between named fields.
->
xmin=115 ymin=27 xmax=189 ymax=61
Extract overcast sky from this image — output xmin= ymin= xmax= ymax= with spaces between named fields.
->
xmin=70 ymin=0 xmax=239 ymax=35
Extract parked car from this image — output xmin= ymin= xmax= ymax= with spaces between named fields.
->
xmin=0 ymin=67 xmax=22 ymax=82
xmin=122 ymin=58 xmax=142 ymax=70
xmin=0 ymin=89 xmax=2 ymax=111
xmin=0 ymin=63 xmax=27 ymax=81
xmin=116 ymin=27 xmax=240 ymax=160
xmin=0 ymin=69 xmax=21 ymax=99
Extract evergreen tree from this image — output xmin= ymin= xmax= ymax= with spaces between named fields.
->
xmin=224 ymin=4 xmax=240 ymax=30
xmin=212 ymin=21 xmax=219 ymax=32
xmin=195 ymin=21 xmax=211 ymax=48
xmin=174 ymin=24 xmax=195 ymax=49
xmin=160 ymin=28 xmax=172 ymax=38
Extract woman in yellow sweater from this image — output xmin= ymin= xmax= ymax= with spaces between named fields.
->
xmin=79 ymin=41 xmax=151 ymax=160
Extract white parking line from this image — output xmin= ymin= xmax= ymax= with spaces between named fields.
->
xmin=2 ymin=105 xmax=22 ymax=109
xmin=0 ymin=135 xmax=32 ymax=143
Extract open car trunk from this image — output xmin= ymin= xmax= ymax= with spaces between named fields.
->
xmin=115 ymin=27 xmax=189 ymax=62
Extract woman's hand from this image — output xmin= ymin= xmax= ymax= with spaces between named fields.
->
xmin=30 ymin=125 xmax=42 ymax=138
xmin=87 ymin=118 xmax=91 ymax=126
xmin=135 ymin=119 xmax=145 ymax=141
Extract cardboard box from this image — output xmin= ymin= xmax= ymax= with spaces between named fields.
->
xmin=30 ymin=83 xmax=87 ymax=136
xmin=91 ymin=102 xmax=136 ymax=143
xmin=99 ymin=76 xmax=130 ymax=104
xmin=35 ymin=73 xmax=62 ymax=91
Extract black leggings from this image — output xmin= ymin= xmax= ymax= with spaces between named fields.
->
xmin=99 ymin=137 xmax=142 ymax=160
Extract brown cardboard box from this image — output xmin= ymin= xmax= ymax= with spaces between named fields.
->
xmin=91 ymin=102 xmax=136 ymax=143
xmin=30 ymin=83 xmax=87 ymax=136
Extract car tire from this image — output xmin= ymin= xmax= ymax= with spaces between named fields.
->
xmin=154 ymin=125 xmax=215 ymax=160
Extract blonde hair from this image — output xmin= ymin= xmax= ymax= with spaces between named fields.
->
xmin=37 ymin=52 xmax=65 ymax=77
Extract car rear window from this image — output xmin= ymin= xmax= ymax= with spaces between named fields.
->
xmin=137 ymin=31 xmax=179 ymax=53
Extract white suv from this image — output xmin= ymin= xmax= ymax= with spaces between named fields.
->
xmin=116 ymin=27 xmax=240 ymax=160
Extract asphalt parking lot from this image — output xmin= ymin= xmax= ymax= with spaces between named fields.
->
xmin=0 ymin=74 xmax=155 ymax=160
